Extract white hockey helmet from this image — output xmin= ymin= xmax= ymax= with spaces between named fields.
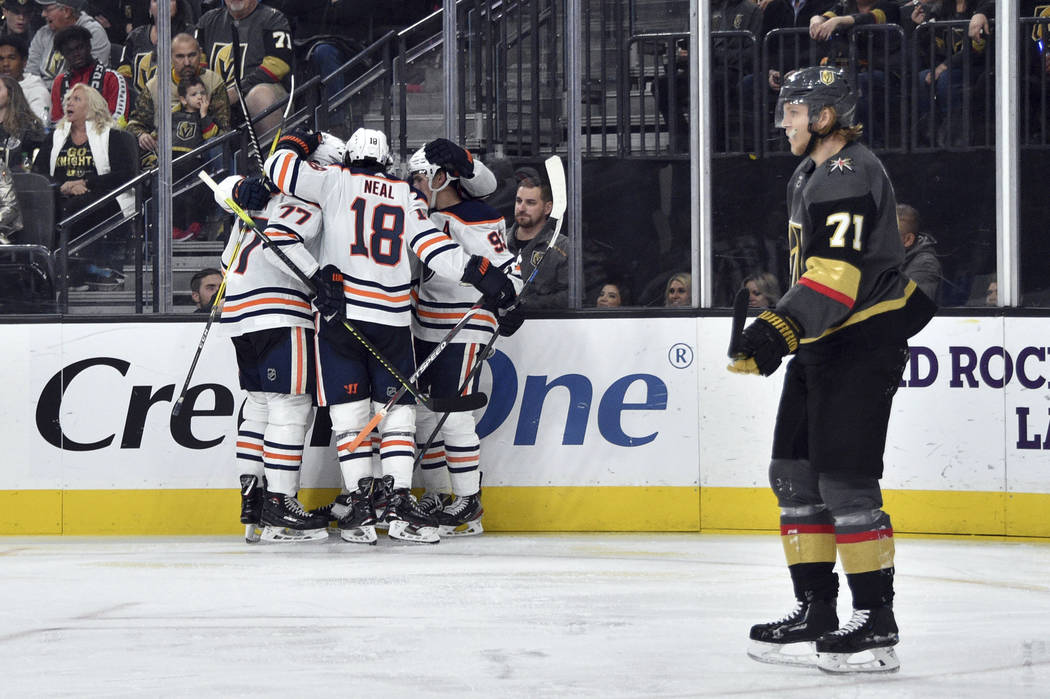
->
xmin=309 ymin=132 xmax=346 ymax=167
xmin=408 ymin=145 xmax=455 ymax=203
xmin=345 ymin=128 xmax=392 ymax=167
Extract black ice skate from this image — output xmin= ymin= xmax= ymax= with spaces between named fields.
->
xmin=419 ymin=491 xmax=454 ymax=517
xmin=336 ymin=477 xmax=380 ymax=545
xmin=376 ymin=476 xmax=439 ymax=544
xmin=259 ymin=492 xmax=329 ymax=542
xmin=816 ymin=606 xmax=900 ymax=674
xmin=436 ymin=492 xmax=484 ymax=537
xmin=311 ymin=491 xmax=351 ymax=524
xmin=239 ymin=474 xmax=264 ymax=543
xmin=747 ymin=596 xmax=838 ymax=667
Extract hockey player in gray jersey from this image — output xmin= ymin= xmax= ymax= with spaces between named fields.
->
xmin=215 ymin=132 xmax=349 ymax=543
xmin=728 ymin=67 xmax=935 ymax=674
xmin=408 ymin=139 xmax=523 ymax=537
xmin=262 ymin=127 xmax=517 ymax=544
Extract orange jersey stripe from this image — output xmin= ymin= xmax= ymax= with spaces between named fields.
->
xmin=223 ymin=297 xmax=312 ymax=313
xmin=344 ymin=285 xmax=412 ymax=303
xmin=415 ymin=234 xmax=454 ymax=257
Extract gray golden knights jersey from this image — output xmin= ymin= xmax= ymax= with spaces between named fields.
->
xmin=412 ymin=199 xmax=522 ymax=345
xmin=779 ymin=140 xmax=935 ymax=346
xmin=196 ymin=4 xmax=293 ymax=93
xmin=215 ymin=176 xmax=321 ymax=336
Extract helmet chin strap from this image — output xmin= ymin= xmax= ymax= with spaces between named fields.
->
xmin=427 ymin=172 xmax=453 ymax=209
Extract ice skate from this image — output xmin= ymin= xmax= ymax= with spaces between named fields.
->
xmin=239 ymin=474 xmax=264 ymax=543
xmin=419 ymin=491 xmax=454 ymax=517
xmin=311 ymin=491 xmax=351 ymax=526
xmin=376 ymin=477 xmax=439 ymax=544
xmin=259 ymin=492 xmax=329 ymax=542
xmin=436 ymin=492 xmax=484 ymax=537
xmin=747 ymin=597 xmax=838 ymax=667
xmin=816 ymin=607 xmax=900 ymax=674
xmin=337 ymin=477 xmax=379 ymax=545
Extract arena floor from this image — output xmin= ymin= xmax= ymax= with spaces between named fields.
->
xmin=1 ymin=533 xmax=1047 ymax=697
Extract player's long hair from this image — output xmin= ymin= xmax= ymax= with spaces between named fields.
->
xmin=59 ymin=83 xmax=113 ymax=135
xmin=0 ymin=75 xmax=45 ymax=142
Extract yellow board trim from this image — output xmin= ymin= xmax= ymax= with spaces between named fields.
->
xmin=1 ymin=487 xmax=1049 ymax=537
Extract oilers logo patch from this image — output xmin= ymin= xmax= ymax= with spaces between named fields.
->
xmin=827 ymin=156 xmax=854 ymax=174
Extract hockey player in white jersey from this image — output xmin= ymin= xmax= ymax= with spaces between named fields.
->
xmin=408 ymin=139 xmax=522 ymax=537
xmin=214 ymin=133 xmax=349 ymax=543
xmin=263 ymin=127 xmax=517 ymax=544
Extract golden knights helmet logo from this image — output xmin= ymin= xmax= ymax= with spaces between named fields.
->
xmin=819 ymin=69 xmax=836 ymax=86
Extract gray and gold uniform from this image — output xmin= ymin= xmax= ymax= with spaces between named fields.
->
xmin=195 ymin=4 xmax=292 ymax=94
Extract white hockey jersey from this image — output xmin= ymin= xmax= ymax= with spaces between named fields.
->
xmin=214 ymin=175 xmax=322 ymax=336
xmin=412 ymin=199 xmax=522 ymax=344
xmin=264 ymin=149 xmax=475 ymax=328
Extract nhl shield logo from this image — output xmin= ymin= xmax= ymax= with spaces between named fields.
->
xmin=820 ymin=70 xmax=836 ymax=86
xmin=267 ymin=368 xmax=277 ymax=382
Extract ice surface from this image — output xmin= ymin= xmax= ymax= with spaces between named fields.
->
xmin=0 ymin=533 xmax=1047 ymax=697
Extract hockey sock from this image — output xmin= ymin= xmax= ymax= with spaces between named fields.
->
xmin=335 ymin=430 xmax=373 ymax=488
xmin=379 ymin=404 xmax=416 ymax=489
xmin=835 ymin=509 xmax=895 ymax=608
xmin=441 ymin=411 xmax=480 ymax=496
xmin=780 ymin=507 xmax=837 ymax=570
xmin=236 ymin=394 xmax=268 ymax=480
xmin=788 ymin=562 xmax=839 ymax=602
xmin=417 ymin=440 xmax=453 ymax=494
xmin=263 ymin=422 xmax=307 ymax=495
xmin=370 ymin=430 xmax=383 ymax=479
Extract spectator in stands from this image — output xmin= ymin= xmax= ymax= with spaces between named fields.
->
xmin=809 ymin=1 xmax=902 ymax=147
xmin=664 ymin=272 xmax=691 ymax=307
xmin=2 ymin=0 xmax=39 ymax=45
xmin=118 ymin=0 xmax=196 ymax=95
xmin=191 ymin=266 xmax=222 ymax=311
xmin=49 ymin=24 xmax=129 ymax=125
xmin=897 ymin=203 xmax=942 ymax=302
xmin=0 ymin=34 xmax=48 ymax=123
xmin=0 ymin=74 xmax=45 ymax=170
xmin=507 ymin=173 xmax=567 ymax=308
xmin=708 ymin=0 xmax=763 ymax=152
xmin=32 ymin=82 xmax=137 ymax=284
xmin=86 ymin=0 xmax=138 ymax=46
xmin=0 ymin=156 xmax=23 ymax=242
xmin=170 ymin=74 xmax=222 ymax=239
xmin=127 ymin=32 xmax=230 ymax=169
xmin=741 ymin=0 xmax=835 ymax=147
xmin=595 ymin=280 xmax=629 ymax=308
xmin=984 ymin=278 xmax=997 ymax=305
xmin=27 ymin=0 xmax=110 ymax=84
xmin=196 ymin=0 xmax=292 ymax=134
xmin=744 ymin=271 xmax=781 ymax=308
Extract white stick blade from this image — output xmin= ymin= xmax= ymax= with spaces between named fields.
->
xmin=544 ymin=155 xmax=567 ymax=221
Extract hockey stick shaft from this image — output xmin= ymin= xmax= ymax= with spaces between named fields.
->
xmin=728 ymin=286 xmax=750 ymax=358
xmin=197 ymin=170 xmax=483 ymax=414
xmin=268 ymin=73 xmax=295 ymax=158
xmin=230 ymin=22 xmax=265 ymax=172
xmin=415 ymin=155 xmax=566 ymax=462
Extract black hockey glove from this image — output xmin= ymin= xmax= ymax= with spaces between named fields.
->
xmin=424 ymin=138 xmax=475 ymax=178
xmin=462 ymin=255 xmax=516 ymax=311
xmin=310 ymin=264 xmax=345 ymax=323
xmin=277 ymin=129 xmax=321 ymax=159
xmin=496 ymin=306 xmax=526 ymax=337
xmin=231 ymin=176 xmax=276 ymax=211
xmin=727 ymin=310 xmax=801 ymax=376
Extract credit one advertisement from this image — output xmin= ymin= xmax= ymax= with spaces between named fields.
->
xmin=4 ymin=317 xmax=1046 ymax=494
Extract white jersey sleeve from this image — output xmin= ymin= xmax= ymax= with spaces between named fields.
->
xmin=218 ymin=186 xmax=323 ymax=336
xmin=412 ymin=199 xmax=522 ymax=344
xmin=459 ymin=158 xmax=497 ymax=199
xmin=264 ymin=147 xmax=476 ymax=327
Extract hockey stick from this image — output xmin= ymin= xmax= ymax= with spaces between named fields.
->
xmin=727 ymin=286 xmax=750 ymax=358
xmin=197 ymin=170 xmax=487 ymax=415
xmin=414 ymin=155 xmax=567 ymax=465
xmin=230 ymin=21 xmax=265 ymax=172
xmin=268 ymin=72 xmax=295 ymax=158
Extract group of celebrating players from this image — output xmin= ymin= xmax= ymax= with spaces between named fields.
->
xmin=212 ymin=127 xmax=522 ymax=547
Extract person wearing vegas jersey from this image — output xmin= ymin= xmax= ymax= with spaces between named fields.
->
xmin=262 ymin=127 xmax=516 ymax=544
xmin=407 ymin=139 xmax=522 ymax=537
xmin=728 ymin=67 xmax=935 ymax=674
xmin=213 ymin=133 xmax=348 ymax=542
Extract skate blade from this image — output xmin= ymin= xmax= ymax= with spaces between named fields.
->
xmin=438 ymin=520 xmax=484 ymax=537
xmin=387 ymin=520 xmax=440 ymax=544
xmin=259 ymin=526 xmax=329 ymax=543
xmin=817 ymin=647 xmax=900 ymax=674
xmin=244 ymin=523 xmax=262 ymax=544
xmin=339 ymin=525 xmax=378 ymax=545
xmin=747 ymin=640 xmax=818 ymax=667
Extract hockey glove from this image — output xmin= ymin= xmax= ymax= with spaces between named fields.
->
xmin=462 ymin=255 xmax=516 ymax=311
xmin=310 ymin=264 xmax=345 ymax=323
xmin=277 ymin=129 xmax=321 ymax=159
xmin=727 ymin=310 xmax=801 ymax=376
xmin=424 ymin=138 xmax=475 ymax=178
xmin=496 ymin=306 xmax=526 ymax=337
xmin=231 ymin=176 xmax=276 ymax=211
